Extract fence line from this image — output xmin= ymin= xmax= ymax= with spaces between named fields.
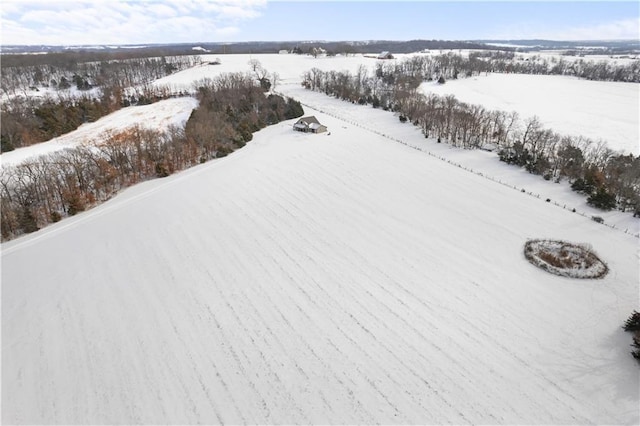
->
xmin=285 ymin=94 xmax=640 ymax=239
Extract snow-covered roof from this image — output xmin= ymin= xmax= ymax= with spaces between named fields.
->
xmin=296 ymin=116 xmax=321 ymax=125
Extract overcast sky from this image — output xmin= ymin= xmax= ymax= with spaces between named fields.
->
xmin=1 ymin=1 xmax=639 ymax=46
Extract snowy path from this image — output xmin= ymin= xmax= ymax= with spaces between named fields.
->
xmin=2 ymin=110 xmax=638 ymax=424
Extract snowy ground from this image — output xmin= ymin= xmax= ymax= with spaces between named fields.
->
xmin=156 ymin=53 xmax=639 ymax=154
xmin=420 ymin=74 xmax=639 ymax=155
xmin=3 ymin=108 xmax=638 ymax=424
xmin=2 ymin=53 xmax=639 ymax=424
xmin=277 ymin=84 xmax=639 ymax=235
xmin=1 ymin=85 xmax=103 ymax=103
xmin=4 ymin=53 xmax=636 ymax=165
xmin=0 ymin=97 xmax=198 ymax=168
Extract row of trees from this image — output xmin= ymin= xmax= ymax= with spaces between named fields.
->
xmin=476 ymin=52 xmax=640 ymax=82
xmin=1 ymin=83 xmax=181 ymax=153
xmin=1 ymin=55 xmax=199 ymax=97
xmin=1 ymin=55 xmax=199 ymax=153
xmin=318 ymin=52 xmax=640 ymax=84
xmin=0 ymin=73 xmax=304 ymax=241
xmin=302 ymin=65 xmax=640 ymax=215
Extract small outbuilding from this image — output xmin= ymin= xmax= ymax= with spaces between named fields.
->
xmin=293 ymin=116 xmax=327 ymax=134
xmin=377 ymin=51 xmax=394 ymax=59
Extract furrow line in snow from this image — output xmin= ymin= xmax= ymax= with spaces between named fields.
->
xmin=173 ymin=281 xmax=251 ymax=423
xmin=223 ymin=193 xmax=381 ymax=422
xmin=254 ymin=222 xmax=464 ymax=421
xmin=264 ymin=169 xmax=544 ymax=422
xmin=162 ymin=227 xmax=270 ymax=424
xmin=200 ymin=265 xmax=281 ymax=423
xmin=161 ymin=305 xmax=225 ymax=423
xmin=197 ymin=204 xmax=334 ymax=423
xmin=228 ymin=193 xmax=423 ymax=420
xmin=218 ymin=183 xmax=408 ymax=422
xmin=250 ymin=151 xmax=506 ymax=420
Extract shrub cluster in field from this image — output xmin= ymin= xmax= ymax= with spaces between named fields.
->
xmin=523 ymin=239 xmax=608 ymax=279
xmin=623 ymin=311 xmax=640 ymax=362
xmin=302 ymin=58 xmax=640 ymax=215
xmin=0 ymin=73 xmax=304 ymax=241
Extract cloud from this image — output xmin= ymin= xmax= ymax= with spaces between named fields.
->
xmin=215 ymin=26 xmax=240 ymax=37
xmin=490 ymin=17 xmax=640 ymax=41
xmin=553 ymin=18 xmax=640 ymax=40
xmin=151 ymin=4 xmax=177 ymax=18
xmin=1 ymin=0 xmax=267 ymax=45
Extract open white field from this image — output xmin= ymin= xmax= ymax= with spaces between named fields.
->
xmin=3 ymin=107 xmax=638 ymax=424
xmin=421 ymin=73 xmax=639 ymax=155
xmin=3 ymin=52 xmax=639 ymax=424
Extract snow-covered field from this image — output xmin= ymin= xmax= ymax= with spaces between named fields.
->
xmin=0 ymin=97 xmax=198 ymax=168
xmin=420 ymin=74 xmax=639 ymax=155
xmin=278 ymin=85 xmax=639 ymax=233
xmin=1 ymin=85 xmax=103 ymax=103
xmin=4 ymin=53 xmax=636 ymax=166
xmin=3 ymin=108 xmax=638 ymax=424
xmin=2 ymin=53 xmax=639 ymax=424
xmin=156 ymin=53 xmax=638 ymax=154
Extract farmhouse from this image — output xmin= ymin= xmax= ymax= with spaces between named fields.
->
xmin=377 ymin=51 xmax=394 ymax=59
xmin=293 ymin=116 xmax=327 ymax=133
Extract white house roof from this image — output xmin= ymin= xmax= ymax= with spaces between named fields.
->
xmin=296 ymin=116 xmax=321 ymax=125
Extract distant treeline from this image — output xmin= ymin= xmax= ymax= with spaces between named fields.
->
xmin=468 ymin=51 xmax=640 ymax=82
xmin=0 ymin=49 xmax=201 ymax=69
xmin=476 ymin=39 xmax=640 ymax=54
xmin=1 ymin=54 xmax=198 ymax=97
xmin=361 ymin=51 xmax=639 ymax=83
xmin=2 ymin=39 xmax=502 ymax=59
xmin=5 ymin=39 xmax=638 ymax=59
xmin=302 ymin=61 xmax=640 ymax=215
xmin=0 ymin=73 xmax=304 ymax=241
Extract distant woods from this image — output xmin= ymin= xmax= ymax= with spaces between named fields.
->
xmin=1 ymin=55 xmax=198 ymax=152
xmin=302 ymin=58 xmax=640 ymax=215
xmin=0 ymin=73 xmax=304 ymax=241
xmin=1 ymin=53 xmax=199 ymax=94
